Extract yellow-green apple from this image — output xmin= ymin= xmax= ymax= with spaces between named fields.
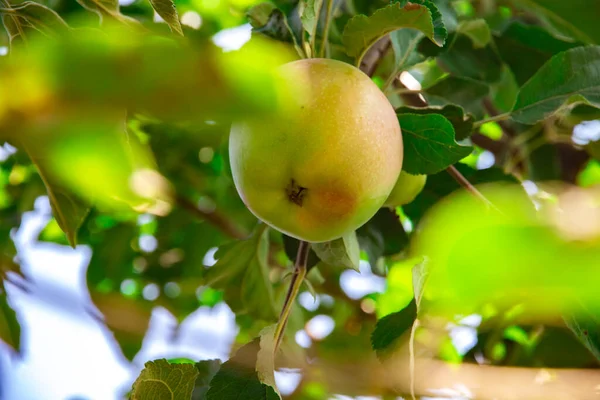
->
xmin=229 ymin=58 xmax=402 ymax=242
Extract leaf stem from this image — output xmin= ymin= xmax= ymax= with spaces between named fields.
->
xmin=446 ymin=165 xmax=497 ymax=209
xmin=473 ymin=112 xmax=512 ymax=128
xmin=319 ymin=0 xmax=334 ymax=58
xmin=273 ymin=240 xmax=310 ymax=355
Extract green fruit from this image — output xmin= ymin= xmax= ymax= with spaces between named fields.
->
xmin=383 ymin=171 xmax=427 ymax=207
xmin=229 ymin=58 xmax=403 ymax=242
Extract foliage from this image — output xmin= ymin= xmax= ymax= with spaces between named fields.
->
xmin=1 ymin=0 xmax=600 ymax=399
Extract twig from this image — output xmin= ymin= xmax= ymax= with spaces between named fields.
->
xmin=273 ymin=241 xmax=310 ymax=355
xmin=359 ymin=36 xmax=392 ymax=77
xmin=319 ymin=0 xmax=335 ymax=58
xmin=446 ymin=165 xmax=496 ymax=209
xmin=473 ymin=112 xmax=512 ymax=128
xmin=176 ymin=195 xmax=247 ymax=239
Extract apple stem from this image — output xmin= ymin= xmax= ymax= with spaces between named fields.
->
xmin=273 ymin=240 xmax=310 ymax=356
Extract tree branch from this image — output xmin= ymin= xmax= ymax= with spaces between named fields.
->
xmin=360 ymin=36 xmax=392 ymax=77
xmin=176 ymin=195 xmax=247 ymax=239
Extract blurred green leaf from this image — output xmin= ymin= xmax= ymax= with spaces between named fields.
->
xmin=249 ymin=4 xmax=303 ymax=57
xmin=516 ymin=0 xmax=600 ymax=44
xmin=396 ymin=104 xmax=474 ymax=140
xmin=512 ymin=46 xmax=600 ymax=124
xmin=0 ymin=1 xmax=69 ymax=49
xmin=457 ymin=18 xmax=490 ymax=48
xmin=312 ymin=231 xmax=360 ymax=272
xmin=398 ymin=113 xmax=472 ymax=175
xmin=24 ymin=143 xmax=91 ymax=247
xmin=206 ymin=339 xmax=280 ymax=400
xmin=371 ymin=299 xmax=416 ymax=359
xmin=132 ymin=359 xmax=199 ymax=400
xmin=148 ymin=0 xmax=183 ymax=35
xmin=495 ymin=21 xmax=581 ymax=86
xmin=206 ymin=226 xmax=278 ymax=321
xmin=192 ymin=360 xmax=221 ymax=400
xmin=0 ymin=291 xmax=20 ymax=352
xmin=342 ymin=0 xmax=446 ymax=64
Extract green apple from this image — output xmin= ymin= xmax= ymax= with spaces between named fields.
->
xmin=383 ymin=171 xmax=427 ymax=208
xmin=229 ymin=58 xmax=403 ymax=242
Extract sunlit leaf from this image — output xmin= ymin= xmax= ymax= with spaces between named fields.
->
xmin=312 ymin=231 xmax=360 ymax=271
xmin=398 ymin=113 xmax=472 ymax=175
xmin=342 ymin=1 xmax=447 ymax=64
xmin=206 ymin=339 xmax=280 ymax=400
xmin=0 ymin=292 xmax=20 ymax=352
xmin=457 ymin=18 xmax=490 ymax=48
xmin=256 ymin=325 xmax=278 ymax=393
xmin=132 ymin=359 xmax=199 ymax=400
xmin=512 ymin=46 xmax=600 ymax=124
xmin=148 ymin=0 xmax=183 ymax=36
xmin=0 ymin=1 xmax=69 ymax=49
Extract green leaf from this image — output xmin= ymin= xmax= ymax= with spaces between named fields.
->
xmin=342 ymin=1 xmax=447 ymax=65
xmin=564 ymin=300 xmax=600 ymax=361
xmin=256 ymin=325 xmax=278 ymax=393
xmin=312 ymin=231 xmax=360 ymax=271
xmin=148 ymin=0 xmax=183 ymax=36
xmin=517 ymin=0 xmax=600 ymax=44
xmin=371 ymin=299 xmax=417 ymax=359
xmin=0 ymin=1 xmax=69 ymax=49
xmin=356 ymin=208 xmax=408 ymax=265
xmin=131 ymin=359 xmax=199 ymax=400
xmin=495 ymin=21 xmax=581 ymax=86
xmin=206 ymin=339 xmax=280 ymax=400
xmin=249 ymin=5 xmax=303 ymax=57
xmin=247 ymin=2 xmax=277 ymax=28
xmin=425 ymin=76 xmax=489 ymax=118
xmin=457 ymin=18 xmax=490 ymax=49
xmin=430 ymin=33 xmax=503 ymax=83
xmin=398 ymin=113 xmax=472 ymax=175
xmin=26 ymin=146 xmax=90 ymax=247
xmin=192 ymin=360 xmax=221 ymax=400
xmin=0 ymin=291 xmax=20 ymax=352
xmin=389 ymin=29 xmax=424 ymax=72
xmin=206 ymin=227 xmax=278 ymax=321
xmin=511 ymin=46 xmax=600 ymax=125
xmin=396 ymin=104 xmax=474 ymax=141
xmin=411 ymin=257 xmax=428 ymax=310
xmin=299 ymin=0 xmax=323 ymax=54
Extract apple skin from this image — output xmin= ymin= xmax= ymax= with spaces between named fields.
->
xmin=383 ymin=171 xmax=427 ymax=208
xmin=229 ymin=58 xmax=403 ymax=243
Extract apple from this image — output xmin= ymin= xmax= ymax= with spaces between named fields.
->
xmin=229 ymin=58 xmax=402 ymax=242
xmin=383 ymin=171 xmax=427 ymax=208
